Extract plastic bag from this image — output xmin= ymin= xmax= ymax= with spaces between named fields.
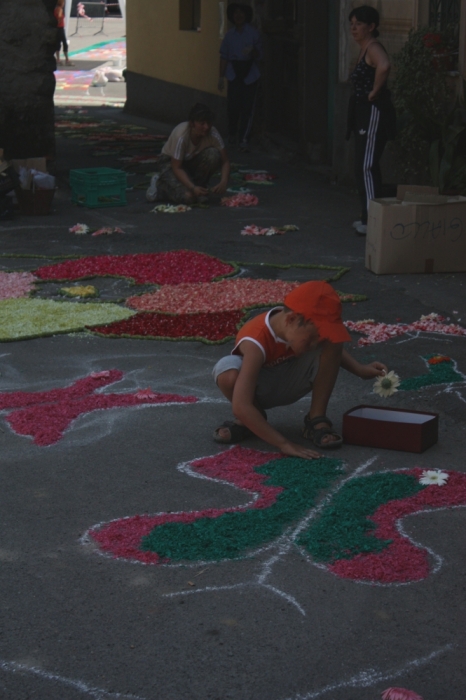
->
xmin=31 ymin=170 xmax=56 ymax=190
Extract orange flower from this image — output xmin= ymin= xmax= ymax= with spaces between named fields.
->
xmin=428 ymin=355 xmax=451 ymax=365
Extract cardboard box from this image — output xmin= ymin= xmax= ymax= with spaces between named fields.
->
xmin=366 ymin=186 xmax=466 ymax=274
xmin=11 ymin=157 xmax=47 ymax=174
xmin=396 ymin=185 xmax=439 ymax=200
xmin=342 ymin=405 xmax=438 ymax=453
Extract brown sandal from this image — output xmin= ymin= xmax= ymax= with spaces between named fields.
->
xmin=213 ymin=421 xmax=253 ymax=444
xmin=303 ymin=415 xmax=343 ymax=449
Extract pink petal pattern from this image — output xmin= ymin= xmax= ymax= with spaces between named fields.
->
xmin=34 ymin=251 xmax=235 ymax=286
xmin=0 ymin=272 xmax=37 ymax=299
xmin=89 ymin=446 xmax=282 ymax=564
xmin=0 ymin=370 xmax=197 ymax=446
xmin=345 ymin=314 xmax=466 ymax=346
xmin=382 ymin=689 xmax=424 ymax=700
xmin=221 ymin=194 xmax=259 ymax=207
xmin=126 ymin=278 xmax=300 ymax=314
xmin=329 ymin=469 xmax=466 ymax=583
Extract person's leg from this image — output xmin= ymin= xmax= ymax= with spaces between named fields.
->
xmin=238 ymin=80 xmax=258 ymax=148
xmin=62 ymin=31 xmax=73 ymax=65
xmin=212 ymin=350 xmax=322 ymax=443
xmin=213 ymin=356 xmax=254 ymax=442
xmin=303 ymin=342 xmax=343 ymax=446
xmin=184 ymin=147 xmax=222 ymax=188
xmin=355 ymin=104 xmax=382 ymax=226
xmin=367 ymin=125 xmax=388 ymax=203
xmin=55 ymin=29 xmax=64 ymax=65
xmin=156 ymin=156 xmax=192 ymax=204
xmin=227 ymin=77 xmax=243 ymax=142
xmin=254 ymin=351 xmax=321 ymax=409
xmin=353 ymin=109 xmax=370 ymax=225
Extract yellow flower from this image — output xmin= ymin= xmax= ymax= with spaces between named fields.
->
xmin=61 ymin=285 xmax=98 ymax=298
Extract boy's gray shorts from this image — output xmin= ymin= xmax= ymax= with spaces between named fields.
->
xmin=212 ymin=350 xmax=321 ymax=410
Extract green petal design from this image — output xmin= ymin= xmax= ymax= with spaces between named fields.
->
xmin=0 ymin=298 xmax=135 ymax=341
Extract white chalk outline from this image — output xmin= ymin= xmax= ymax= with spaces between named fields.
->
xmin=0 ymin=639 xmax=453 ymax=700
xmin=85 ymin=454 xmax=466 ymax=604
xmin=298 ymin=465 xmax=466 ymax=587
xmin=400 ymin=354 xmax=466 ymax=388
xmin=0 ymin=366 xmax=230 ymax=447
xmin=281 ymin=644 xmax=453 ymax=700
xmin=397 ymin=353 xmax=466 ymax=406
xmin=0 ymin=657 xmax=146 ymax=700
xmin=84 ymin=453 xmax=377 ymax=616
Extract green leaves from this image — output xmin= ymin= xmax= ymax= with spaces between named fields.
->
xmin=393 ymin=26 xmax=463 ymax=186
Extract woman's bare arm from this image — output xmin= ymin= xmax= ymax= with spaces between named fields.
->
xmin=366 ymin=43 xmax=391 ymax=101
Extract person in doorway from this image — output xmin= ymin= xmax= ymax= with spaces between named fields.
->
xmin=218 ymin=3 xmax=262 ymax=152
xmin=212 ymin=281 xmax=387 ymax=458
xmin=54 ymin=0 xmax=73 ymax=67
xmin=347 ymin=5 xmax=396 ymax=235
xmin=146 ymin=103 xmax=230 ymax=205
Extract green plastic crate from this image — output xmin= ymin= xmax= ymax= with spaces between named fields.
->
xmin=70 ymin=167 xmax=127 ymax=208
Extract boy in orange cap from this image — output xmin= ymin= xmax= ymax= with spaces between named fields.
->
xmin=213 ymin=280 xmax=387 ymax=459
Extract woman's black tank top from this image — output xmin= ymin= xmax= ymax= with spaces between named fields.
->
xmin=350 ymin=46 xmax=389 ymax=103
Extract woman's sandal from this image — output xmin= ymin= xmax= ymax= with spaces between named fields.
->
xmin=213 ymin=421 xmax=253 ymax=444
xmin=302 ymin=414 xmax=343 ymax=449
xmin=213 ymin=408 xmax=267 ymax=445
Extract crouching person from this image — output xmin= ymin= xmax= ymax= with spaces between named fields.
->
xmin=213 ymin=281 xmax=387 ymax=459
xmin=147 ymin=103 xmax=230 ymax=204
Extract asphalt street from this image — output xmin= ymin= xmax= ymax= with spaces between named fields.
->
xmin=0 ymin=87 xmax=465 ymax=699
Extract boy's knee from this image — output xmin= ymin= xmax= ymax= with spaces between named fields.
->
xmin=217 ymin=368 xmax=239 ymax=392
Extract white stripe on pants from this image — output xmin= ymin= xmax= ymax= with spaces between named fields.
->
xmin=363 ymin=105 xmax=380 ymax=210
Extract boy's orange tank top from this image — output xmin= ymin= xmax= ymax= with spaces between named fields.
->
xmin=232 ymin=308 xmax=295 ymax=367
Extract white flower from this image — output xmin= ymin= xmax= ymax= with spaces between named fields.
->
xmin=419 ymin=470 xmax=449 ymax=486
xmin=69 ymin=223 xmax=90 ymax=234
xmin=151 ymin=204 xmax=191 ymax=214
xmin=420 ymin=312 xmax=441 ymax=321
xmin=373 ymin=370 xmax=401 ymax=397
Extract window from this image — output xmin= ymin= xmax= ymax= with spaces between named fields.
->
xmin=180 ymin=0 xmax=201 ymax=31
xmin=429 ymin=0 xmax=460 ymax=29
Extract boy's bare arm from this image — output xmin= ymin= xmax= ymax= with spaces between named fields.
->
xmin=341 ymin=348 xmax=387 ymax=379
xmin=232 ymin=341 xmax=321 ymax=460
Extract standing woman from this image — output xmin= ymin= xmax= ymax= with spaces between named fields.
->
xmin=54 ymin=0 xmax=73 ymax=66
xmin=347 ymin=6 xmax=396 ymax=235
xmin=218 ymin=3 xmax=262 ymax=152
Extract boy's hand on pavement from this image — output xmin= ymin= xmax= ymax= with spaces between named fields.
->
xmin=280 ymin=440 xmax=322 ymax=460
xmin=358 ymin=361 xmax=388 ymax=379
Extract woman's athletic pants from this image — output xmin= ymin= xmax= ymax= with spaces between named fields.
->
xmin=227 ymin=78 xmax=258 ymax=144
xmin=354 ymin=103 xmax=387 ymax=224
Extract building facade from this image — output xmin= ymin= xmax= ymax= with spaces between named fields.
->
xmin=125 ymin=0 xmax=465 ymax=180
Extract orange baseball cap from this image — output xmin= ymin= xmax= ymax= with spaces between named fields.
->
xmin=284 ymin=281 xmax=351 ymax=343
